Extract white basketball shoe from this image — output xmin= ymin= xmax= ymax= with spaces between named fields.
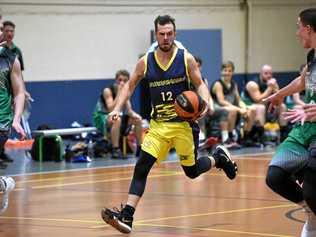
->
xmin=301 ymin=202 xmax=316 ymax=237
xmin=0 ymin=176 xmax=15 ymax=214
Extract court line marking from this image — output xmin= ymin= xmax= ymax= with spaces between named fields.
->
xmin=0 ymin=203 xmax=295 ymax=237
xmin=134 ymin=223 xmax=294 ymax=237
xmin=12 ymin=170 xmax=267 ymax=191
xmin=0 ymin=215 xmax=103 ymax=224
xmin=15 ymin=170 xmax=134 ymax=184
xmin=90 ymin=204 xmax=296 ymax=236
xmin=134 ymin=203 xmax=296 ymax=223
xmin=17 ymin=172 xmax=267 ymax=190
xmin=10 ymin=151 xmax=273 ymax=190
xmin=10 ymin=151 xmax=274 ymax=177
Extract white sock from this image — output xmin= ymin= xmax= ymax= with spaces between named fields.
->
xmin=221 ymin=130 xmax=228 ymax=142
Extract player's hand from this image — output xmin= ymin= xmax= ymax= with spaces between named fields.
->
xmin=303 ymin=104 xmax=316 ymax=122
xmin=109 ymin=110 xmax=121 ymax=121
xmin=12 ymin=121 xmax=26 ymax=140
xmin=130 ymin=111 xmax=142 ymax=121
xmin=0 ymin=41 xmax=7 ymax=47
xmin=197 ymin=101 xmax=210 ymax=120
xmin=283 ymin=108 xmax=307 ymax=125
xmin=262 ymin=92 xmax=284 ymax=112
xmin=267 ymin=78 xmax=277 ymax=87
xmin=239 ymin=107 xmax=247 ymax=116
xmin=267 ymin=78 xmax=279 ymax=92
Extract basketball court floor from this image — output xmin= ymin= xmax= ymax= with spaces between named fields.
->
xmin=0 ymin=147 xmax=307 ymax=237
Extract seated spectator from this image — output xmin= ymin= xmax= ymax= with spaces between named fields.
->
xmin=244 ymin=64 xmax=288 ymax=142
xmin=287 ymin=64 xmax=306 ymax=109
xmin=211 ymin=61 xmax=256 ymax=147
xmin=192 ymin=56 xmax=210 ymax=141
xmin=93 ymin=69 xmax=143 ymax=159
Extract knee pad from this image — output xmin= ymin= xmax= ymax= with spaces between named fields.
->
xmin=133 ymin=151 xmax=156 ymax=180
xmin=308 ymin=143 xmax=316 ymax=170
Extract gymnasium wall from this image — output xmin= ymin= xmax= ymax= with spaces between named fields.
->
xmin=1 ymin=0 xmax=315 ymax=128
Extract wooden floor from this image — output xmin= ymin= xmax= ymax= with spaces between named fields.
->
xmin=0 ymin=153 xmax=306 ymax=237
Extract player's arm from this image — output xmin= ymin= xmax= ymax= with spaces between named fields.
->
xmin=186 ymin=53 xmax=212 ymax=110
xmin=264 ymin=66 xmax=306 ymax=103
xmin=10 ymin=57 xmax=26 ymax=139
xmin=235 ymin=87 xmax=246 ymax=109
xmin=277 ymin=74 xmax=306 ymax=98
xmin=111 ymin=57 xmax=146 ymax=119
xmin=102 ymin=88 xmax=116 ymax=112
xmin=293 ymin=92 xmax=305 ymax=106
xmin=125 ymin=100 xmax=141 ymax=119
xmin=246 ymin=81 xmax=272 ymax=103
xmin=211 ymin=82 xmax=236 ymax=110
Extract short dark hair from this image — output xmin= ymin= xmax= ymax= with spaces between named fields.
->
xmin=3 ymin=21 xmax=15 ymax=29
xmin=154 ymin=15 xmax=176 ymax=32
xmin=299 ymin=8 xmax=316 ymax=32
xmin=221 ymin=61 xmax=235 ymax=72
xmin=194 ymin=56 xmax=202 ymax=66
xmin=115 ymin=69 xmax=130 ymax=80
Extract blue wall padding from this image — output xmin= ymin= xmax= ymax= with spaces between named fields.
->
xmin=26 ymin=79 xmax=141 ymax=129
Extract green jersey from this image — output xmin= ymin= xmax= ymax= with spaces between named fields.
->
xmin=305 ymin=49 xmax=316 ymax=104
xmin=0 ymin=47 xmax=16 ymax=130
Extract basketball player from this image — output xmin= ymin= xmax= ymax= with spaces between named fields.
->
xmin=264 ymin=8 xmax=316 ymax=237
xmin=0 ymin=39 xmax=25 ymax=212
xmin=101 ymin=15 xmax=237 ymax=234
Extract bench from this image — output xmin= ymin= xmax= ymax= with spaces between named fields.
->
xmin=32 ymin=127 xmax=97 ymax=162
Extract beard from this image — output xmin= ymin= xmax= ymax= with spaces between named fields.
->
xmin=158 ymin=42 xmax=174 ymax=52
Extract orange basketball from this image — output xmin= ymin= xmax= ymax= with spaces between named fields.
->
xmin=174 ymin=91 xmax=206 ymax=121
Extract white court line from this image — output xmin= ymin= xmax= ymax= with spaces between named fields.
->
xmin=10 ymin=150 xmax=274 ymax=177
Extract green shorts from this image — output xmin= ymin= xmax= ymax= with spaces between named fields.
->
xmin=269 ymin=122 xmax=316 ymax=173
xmin=93 ymin=111 xmax=109 ymax=136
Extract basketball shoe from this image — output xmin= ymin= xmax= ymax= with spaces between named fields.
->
xmin=101 ymin=205 xmax=133 ymax=234
xmin=301 ymin=202 xmax=316 ymax=237
xmin=0 ymin=176 xmax=15 ymax=214
xmin=212 ymin=145 xmax=238 ymax=180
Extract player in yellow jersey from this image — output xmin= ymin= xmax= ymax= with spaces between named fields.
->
xmin=101 ymin=15 xmax=237 ymax=234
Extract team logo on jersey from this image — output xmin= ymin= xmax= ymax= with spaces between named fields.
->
xmin=177 ymin=94 xmax=188 ymax=107
xmin=179 ymin=155 xmax=188 ymax=161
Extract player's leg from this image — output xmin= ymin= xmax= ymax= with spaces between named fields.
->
xmin=101 ymin=150 xmax=156 ymax=233
xmin=128 ymin=116 xmax=143 ymax=157
xmin=108 ymin=116 xmax=123 ymax=159
xmin=303 ymin=145 xmax=316 ymax=214
xmin=301 ymin=141 xmax=316 ymax=236
xmin=265 ymin=133 xmax=315 ymax=237
xmin=175 ymin=122 xmax=237 ymax=180
xmin=0 ymin=176 xmax=15 ymax=214
xmin=266 ymin=138 xmax=307 ymax=203
xmin=0 ymin=131 xmax=15 ymax=213
xmin=0 ymin=131 xmax=9 ymax=168
xmin=101 ymin=120 xmax=171 ymax=233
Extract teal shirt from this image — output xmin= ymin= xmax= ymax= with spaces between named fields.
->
xmin=5 ymin=43 xmax=24 ymax=71
xmin=305 ymin=49 xmax=316 ymax=104
xmin=0 ymin=47 xmax=16 ymax=130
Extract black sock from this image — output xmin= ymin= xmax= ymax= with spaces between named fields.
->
xmin=228 ymin=132 xmax=233 ymax=138
xmin=243 ymin=131 xmax=250 ymax=140
xmin=122 ymin=204 xmax=135 ymax=217
xmin=256 ymin=126 xmax=265 ymax=143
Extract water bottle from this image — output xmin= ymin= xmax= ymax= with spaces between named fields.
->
xmin=87 ymin=139 xmax=94 ymax=159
